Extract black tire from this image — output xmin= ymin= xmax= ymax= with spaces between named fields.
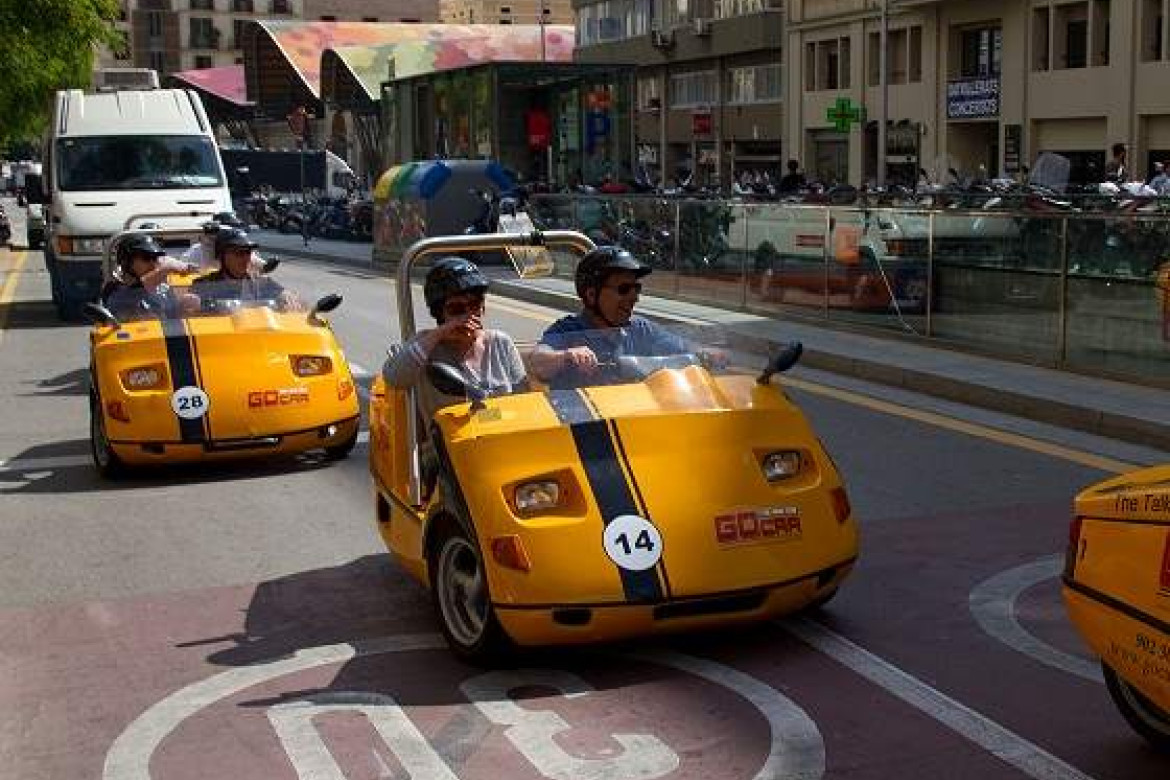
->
xmin=429 ymin=516 xmax=509 ymax=664
xmin=323 ymin=427 xmax=358 ymax=461
xmin=90 ymin=394 xmax=127 ymax=480
xmin=1103 ymin=663 xmax=1170 ymax=752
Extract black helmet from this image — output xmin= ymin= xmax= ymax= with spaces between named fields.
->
xmin=200 ymin=220 xmax=220 ymax=235
xmin=424 ymin=257 xmax=489 ymax=319
xmin=116 ymin=234 xmax=166 ymax=275
xmin=215 ymin=227 xmax=258 ymax=259
xmin=574 ymin=245 xmax=649 ymax=298
xmin=213 ymin=211 xmax=245 ymax=229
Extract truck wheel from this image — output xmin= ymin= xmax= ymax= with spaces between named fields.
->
xmin=430 ymin=516 xmax=508 ymax=664
xmin=90 ymin=394 xmax=127 ymax=480
xmin=1104 ymin=663 xmax=1170 ymax=752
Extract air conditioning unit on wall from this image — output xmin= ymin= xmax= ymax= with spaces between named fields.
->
xmin=694 ymin=18 xmax=712 ymax=36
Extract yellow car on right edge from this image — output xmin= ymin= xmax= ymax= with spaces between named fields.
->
xmin=1063 ymin=465 xmax=1170 ymax=751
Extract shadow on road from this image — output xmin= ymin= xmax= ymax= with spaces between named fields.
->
xmin=30 ymin=367 xmax=90 ymax=397
xmin=0 ymin=299 xmax=78 ymax=330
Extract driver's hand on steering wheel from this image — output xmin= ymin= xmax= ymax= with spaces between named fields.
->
xmin=700 ymin=348 xmax=730 ymax=370
xmin=563 ymin=346 xmax=599 ymax=374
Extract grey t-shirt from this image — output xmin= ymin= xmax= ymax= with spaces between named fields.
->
xmin=382 ymin=328 xmax=527 ymax=424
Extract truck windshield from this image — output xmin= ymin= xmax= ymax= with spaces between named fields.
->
xmin=56 ymin=136 xmax=223 ymax=191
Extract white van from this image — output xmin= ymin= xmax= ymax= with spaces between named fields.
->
xmin=32 ymin=70 xmax=232 ymax=318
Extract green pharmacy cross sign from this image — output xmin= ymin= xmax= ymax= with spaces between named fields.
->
xmin=826 ymin=98 xmax=866 ymax=132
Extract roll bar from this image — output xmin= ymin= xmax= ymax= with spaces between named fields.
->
xmin=395 ymin=229 xmax=595 ymax=506
xmin=396 ymin=230 xmax=596 ymax=341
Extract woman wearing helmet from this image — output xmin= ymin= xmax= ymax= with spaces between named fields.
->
xmin=104 ymin=234 xmax=199 ymax=319
xmin=529 ymin=246 xmax=689 ymax=387
xmin=382 ymin=257 xmax=529 ymax=425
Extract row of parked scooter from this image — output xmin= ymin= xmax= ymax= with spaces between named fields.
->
xmin=244 ymin=194 xmax=374 ymax=242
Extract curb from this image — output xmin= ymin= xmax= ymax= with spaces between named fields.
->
xmin=274 ymin=241 xmax=1170 ymax=452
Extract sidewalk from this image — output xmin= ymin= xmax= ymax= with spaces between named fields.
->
xmin=255 ymin=230 xmax=1170 ymax=452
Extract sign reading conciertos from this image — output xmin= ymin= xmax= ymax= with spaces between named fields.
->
xmin=603 ymin=515 xmax=663 ymax=571
xmin=171 ymin=386 xmax=210 ymax=419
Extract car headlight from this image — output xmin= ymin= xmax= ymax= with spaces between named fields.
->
xmin=291 ymin=355 xmax=332 ymax=377
xmin=63 ymin=236 xmax=106 ymax=255
xmin=514 ymin=480 xmax=561 ymax=514
xmin=761 ymin=450 xmax=803 ymax=482
xmin=121 ymin=364 xmax=167 ymax=391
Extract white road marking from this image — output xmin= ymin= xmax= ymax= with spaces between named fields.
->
xmin=969 ymin=555 xmax=1103 ymax=684
xmin=105 ymin=633 xmax=824 ymax=780
xmin=784 ymin=617 xmax=1099 ymax=780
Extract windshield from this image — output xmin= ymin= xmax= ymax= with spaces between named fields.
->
xmin=56 ymin=135 xmax=223 ymax=191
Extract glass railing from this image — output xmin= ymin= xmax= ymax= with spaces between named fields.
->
xmin=530 ymin=193 xmax=1170 ymax=384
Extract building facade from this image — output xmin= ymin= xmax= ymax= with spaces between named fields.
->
xmin=303 ymin=0 xmax=437 ymax=23
xmin=97 ymin=0 xmax=441 ymax=78
xmin=439 ymin=0 xmax=573 ymax=26
xmin=787 ymin=0 xmax=1170 ymax=187
xmin=574 ymin=0 xmax=785 ymax=189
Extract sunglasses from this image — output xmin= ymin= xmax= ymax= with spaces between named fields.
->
xmin=443 ymin=296 xmax=485 ymax=317
xmin=604 ymin=282 xmax=643 ymax=296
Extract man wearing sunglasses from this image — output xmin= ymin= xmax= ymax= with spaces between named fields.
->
xmin=383 ymin=257 xmax=529 ymax=426
xmin=530 ymin=246 xmax=692 ymax=388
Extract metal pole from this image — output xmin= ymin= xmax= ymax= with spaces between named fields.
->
xmin=878 ymin=0 xmax=889 ymax=189
xmin=926 ymin=210 xmax=934 ymax=337
xmin=299 ymin=134 xmax=308 ymax=247
xmin=1057 ymin=215 xmax=1069 ymax=365
xmin=539 ymin=0 xmax=547 ymax=61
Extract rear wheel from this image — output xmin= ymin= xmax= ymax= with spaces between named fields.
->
xmin=430 ymin=517 xmax=508 ymax=664
xmin=90 ymin=394 xmax=127 ymax=480
xmin=1104 ymin=663 xmax=1170 ymax=752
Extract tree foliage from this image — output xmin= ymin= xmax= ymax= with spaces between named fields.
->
xmin=0 ymin=0 xmax=120 ymax=148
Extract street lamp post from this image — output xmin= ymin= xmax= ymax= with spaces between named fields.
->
xmin=878 ymin=0 xmax=889 ymax=189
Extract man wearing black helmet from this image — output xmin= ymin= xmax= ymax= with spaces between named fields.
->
xmin=383 ymin=257 xmax=528 ymax=426
xmin=529 ymin=246 xmax=691 ymax=387
xmin=193 ymin=227 xmax=300 ymax=311
xmin=104 ymin=234 xmax=199 ymax=319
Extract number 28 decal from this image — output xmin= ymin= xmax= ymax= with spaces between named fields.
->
xmin=603 ymin=515 xmax=663 ymax=571
xmin=171 ymin=386 xmax=210 ymax=419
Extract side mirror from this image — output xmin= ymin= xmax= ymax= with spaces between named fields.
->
xmin=260 ymin=257 xmax=280 ymax=274
xmin=311 ymin=293 xmax=342 ymax=316
xmin=426 ymin=362 xmax=470 ymax=398
xmin=757 ymin=342 xmax=803 ymax=385
xmin=83 ymin=302 xmax=120 ymax=329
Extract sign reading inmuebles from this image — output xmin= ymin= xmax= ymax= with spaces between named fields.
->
xmin=947 ymin=78 xmax=1000 ymax=120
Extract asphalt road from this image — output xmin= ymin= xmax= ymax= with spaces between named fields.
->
xmin=1 ymin=214 xmax=1168 ymax=779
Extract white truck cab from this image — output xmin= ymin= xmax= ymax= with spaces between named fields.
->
xmin=33 ymin=69 xmax=232 ymax=318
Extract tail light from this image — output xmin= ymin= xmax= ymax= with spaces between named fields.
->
xmin=291 ymin=355 xmax=332 ymax=377
xmin=105 ymin=400 xmax=130 ymax=422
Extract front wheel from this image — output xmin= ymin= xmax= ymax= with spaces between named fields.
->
xmin=431 ymin=518 xmax=508 ymax=664
xmin=1104 ymin=663 xmax=1170 ymax=752
xmin=90 ymin=395 xmax=127 ymax=480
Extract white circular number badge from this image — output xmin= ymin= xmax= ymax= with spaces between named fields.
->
xmin=603 ymin=515 xmax=663 ymax=571
xmin=171 ymin=386 xmax=210 ymax=420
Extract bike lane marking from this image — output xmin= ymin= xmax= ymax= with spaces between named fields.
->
xmin=784 ymin=617 xmax=1100 ymax=780
xmin=104 ymin=633 xmax=824 ymax=780
xmin=969 ymin=555 xmax=1103 ymax=684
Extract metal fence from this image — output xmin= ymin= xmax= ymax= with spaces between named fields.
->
xmin=529 ymin=194 xmax=1170 ymax=384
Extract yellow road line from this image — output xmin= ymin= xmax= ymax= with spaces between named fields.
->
xmin=782 ymin=376 xmax=1138 ymax=475
xmin=481 ymin=295 xmax=1140 ymax=475
xmin=0 ymin=250 xmax=29 ymax=347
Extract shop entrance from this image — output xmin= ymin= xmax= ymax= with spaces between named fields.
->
xmin=946 ymin=121 xmax=999 ymax=181
xmin=809 ymin=130 xmax=849 ymax=186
